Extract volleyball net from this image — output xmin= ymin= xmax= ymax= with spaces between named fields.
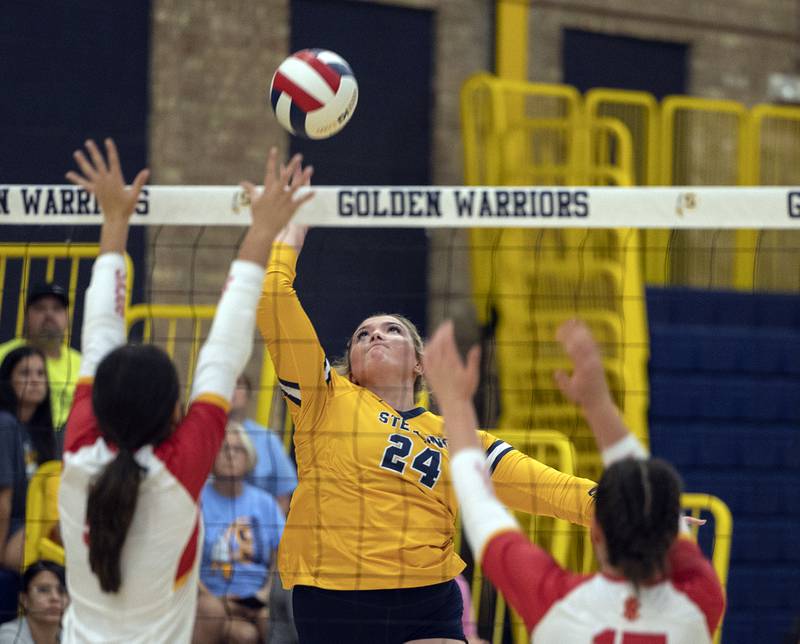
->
xmin=5 ymin=183 xmax=799 ymax=641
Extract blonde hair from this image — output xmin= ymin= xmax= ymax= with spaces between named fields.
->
xmin=224 ymin=420 xmax=258 ymax=472
xmin=333 ymin=313 xmax=426 ymax=397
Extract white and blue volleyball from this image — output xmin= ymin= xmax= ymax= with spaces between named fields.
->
xmin=269 ymin=49 xmax=358 ymax=139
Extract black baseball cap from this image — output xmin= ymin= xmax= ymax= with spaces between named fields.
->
xmin=26 ymin=282 xmax=69 ymax=308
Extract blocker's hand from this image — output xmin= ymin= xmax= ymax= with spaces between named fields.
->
xmin=66 ymin=138 xmax=149 ymax=223
xmin=423 ymin=320 xmax=481 ymax=407
xmin=240 ymin=147 xmax=314 ymax=239
xmin=553 ymin=319 xmax=612 ymax=412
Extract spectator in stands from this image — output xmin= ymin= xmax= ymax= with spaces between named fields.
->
xmin=0 ymin=559 xmax=68 ymax=644
xmin=230 ymin=373 xmax=297 ymax=515
xmin=0 ymin=347 xmax=57 ymax=572
xmin=425 ymin=319 xmax=725 ymax=643
xmin=194 ymin=422 xmax=285 ymax=644
xmin=0 ymin=282 xmax=81 ymax=431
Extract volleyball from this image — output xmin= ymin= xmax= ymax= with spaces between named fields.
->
xmin=269 ymin=49 xmax=358 ymax=140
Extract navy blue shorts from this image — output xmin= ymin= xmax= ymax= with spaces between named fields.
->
xmin=292 ymin=580 xmax=466 ymax=644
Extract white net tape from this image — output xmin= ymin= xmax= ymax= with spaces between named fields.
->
xmin=1 ymin=185 xmax=798 ymax=228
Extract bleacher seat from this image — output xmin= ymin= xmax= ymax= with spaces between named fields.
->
xmin=647 ymin=286 xmax=800 ymax=328
xmin=650 ymin=374 xmax=800 ymax=422
xmin=682 ymin=471 xmax=800 ymax=516
xmin=650 ymin=324 xmax=800 ymax=375
xmin=731 ymin=518 xmax=800 ymax=563
xmin=651 ymin=422 xmax=800 ymax=469
xmin=724 ymin=610 xmax=795 ymax=644
xmin=726 ymin=565 xmax=800 ymax=610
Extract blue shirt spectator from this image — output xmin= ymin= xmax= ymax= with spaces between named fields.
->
xmin=231 ymin=373 xmax=297 ymax=514
xmin=200 ymin=481 xmax=285 ymax=598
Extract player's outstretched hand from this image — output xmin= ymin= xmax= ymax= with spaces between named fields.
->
xmin=424 ymin=320 xmax=482 ymax=454
xmin=240 ymin=147 xmax=314 ymax=239
xmin=553 ymin=319 xmax=612 ymax=412
xmin=66 ymin=138 xmax=149 ymax=224
xmin=423 ymin=320 xmax=481 ymax=408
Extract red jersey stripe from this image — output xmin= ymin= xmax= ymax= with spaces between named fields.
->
xmin=174 ymin=518 xmax=200 ymax=585
xmin=272 ymin=72 xmax=324 ymax=112
xmin=293 ymin=50 xmax=341 ymax=92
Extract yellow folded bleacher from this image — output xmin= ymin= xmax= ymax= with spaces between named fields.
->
xmin=24 ymin=460 xmax=64 ymax=568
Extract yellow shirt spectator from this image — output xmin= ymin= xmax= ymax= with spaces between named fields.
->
xmin=0 ymin=282 xmax=82 ymax=429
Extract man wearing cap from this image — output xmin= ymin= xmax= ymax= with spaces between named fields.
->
xmin=0 ymin=282 xmax=82 ymax=431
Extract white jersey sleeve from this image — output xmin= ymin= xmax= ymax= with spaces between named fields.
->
xmin=190 ymin=259 xmax=265 ymax=403
xmin=79 ymin=252 xmax=127 ymax=378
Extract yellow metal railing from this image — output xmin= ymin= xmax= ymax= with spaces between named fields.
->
xmin=0 ymin=244 xmax=133 ymax=337
xmin=125 ymin=303 xmax=278 ymax=427
xmin=585 ymin=88 xmax=660 ymax=186
xmin=660 ymin=96 xmax=750 ymax=186
xmin=462 ymin=74 xmax=800 ymax=291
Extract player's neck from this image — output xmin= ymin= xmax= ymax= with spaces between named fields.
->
xmin=212 ymin=477 xmax=243 ymax=498
xmin=366 ymin=383 xmax=416 ymax=413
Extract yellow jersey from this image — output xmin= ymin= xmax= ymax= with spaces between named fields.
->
xmin=258 ymin=243 xmax=596 ymax=590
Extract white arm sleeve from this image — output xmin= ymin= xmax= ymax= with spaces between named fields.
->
xmin=450 ymin=448 xmax=519 ymax=561
xmin=601 ymin=433 xmax=649 ymax=467
xmin=190 ymin=259 xmax=265 ymax=403
xmin=79 ymin=253 xmax=127 ymax=378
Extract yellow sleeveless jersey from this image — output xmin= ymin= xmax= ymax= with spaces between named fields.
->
xmin=258 ymin=244 xmax=597 ymax=590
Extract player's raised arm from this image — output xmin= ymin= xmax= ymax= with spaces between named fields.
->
xmin=66 ymin=138 xmax=149 ymax=379
xmin=191 ymin=149 xmax=314 ymax=405
xmin=423 ymin=321 xmax=519 ymax=554
xmin=257 ymin=216 xmax=332 ymax=427
xmin=554 ymin=319 xmax=648 ymax=465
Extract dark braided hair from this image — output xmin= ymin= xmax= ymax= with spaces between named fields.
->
xmin=595 ymin=457 xmax=682 ymax=590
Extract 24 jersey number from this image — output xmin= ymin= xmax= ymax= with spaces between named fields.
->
xmin=380 ymin=433 xmax=442 ymax=488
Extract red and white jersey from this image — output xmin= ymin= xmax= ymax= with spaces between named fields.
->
xmin=59 ymin=385 xmax=227 ymax=643
xmin=482 ymin=525 xmax=725 ymax=644
xmin=59 ymin=253 xmax=264 ymax=643
xmin=450 ymin=444 xmax=725 ymax=644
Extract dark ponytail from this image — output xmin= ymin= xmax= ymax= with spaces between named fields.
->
xmin=88 ymin=344 xmax=179 ymax=593
xmin=595 ymin=458 xmax=681 ymax=590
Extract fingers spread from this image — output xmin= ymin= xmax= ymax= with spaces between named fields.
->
xmin=72 ymin=150 xmax=97 ymax=180
xmin=85 ymin=139 xmax=108 ymax=174
xmin=105 ymin=138 xmax=121 ymax=177
xmin=130 ymin=168 xmax=150 ymax=194
xmin=263 ymin=147 xmax=278 ymax=187
xmin=65 ymin=171 xmax=91 ymax=191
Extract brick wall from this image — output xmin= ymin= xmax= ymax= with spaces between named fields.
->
xmin=528 ymin=0 xmax=800 ymax=104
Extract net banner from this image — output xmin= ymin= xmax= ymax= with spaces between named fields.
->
xmin=1 ymin=184 xmax=799 ymax=228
